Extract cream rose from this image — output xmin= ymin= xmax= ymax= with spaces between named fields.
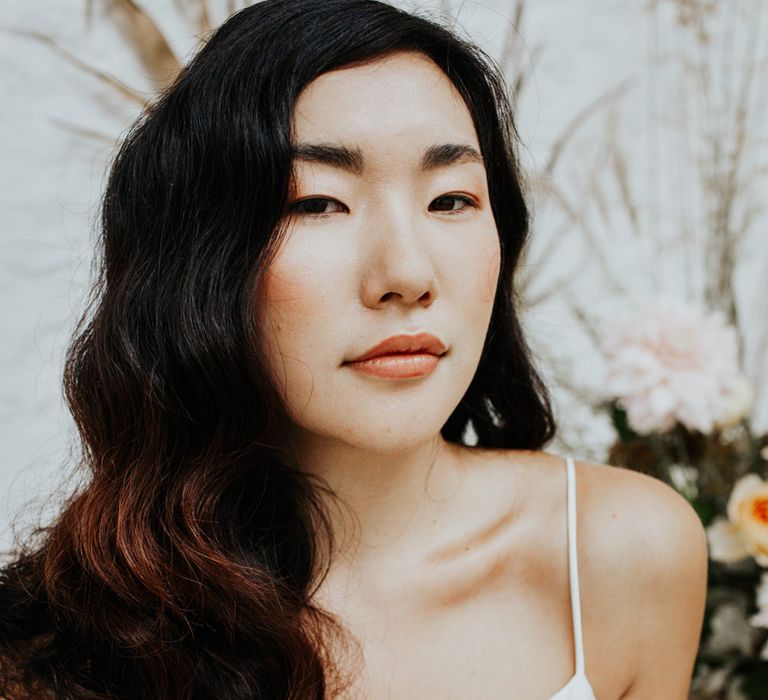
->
xmin=707 ymin=474 xmax=768 ymax=567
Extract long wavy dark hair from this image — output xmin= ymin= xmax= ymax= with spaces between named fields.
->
xmin=0 ymin=1 xmax=556 ymax=697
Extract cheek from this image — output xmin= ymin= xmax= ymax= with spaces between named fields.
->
xmin=260 ymin=263 xmax=317 ymax=323
xmin=478 ymin=241 xmax=500 ymax=304
xmin=256 ymin=257 xmax=330 ymax=365
xmin=466 ymin=232 xmax=500 ymax=306
xmin=254 ymin=234 xmax=351 ymax=399
xmin=255 ymin=262 xmax=328 ymax=413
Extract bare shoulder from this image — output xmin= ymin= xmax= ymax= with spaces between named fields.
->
xmin=576 ymin=457 xmax=708 ymax=584
xmin=573 ymin=456 xmax=709 ymax=696
xmin=506 ymin=449 xmax=707 ymax=582
xmin=489 ymin=451 xmax=708 ymax=686
xmin=473 ymin=447 xmax=707 ymax=567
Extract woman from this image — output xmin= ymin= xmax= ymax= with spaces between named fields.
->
xmin=0 ymin=1 xmax=708 ymax=698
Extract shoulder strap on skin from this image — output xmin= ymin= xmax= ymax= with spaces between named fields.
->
xmin=566 ymin=455 xmax=586 ymax=675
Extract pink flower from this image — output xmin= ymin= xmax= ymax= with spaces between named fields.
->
xmin=599 ymin=298 xmax=753 ymax=434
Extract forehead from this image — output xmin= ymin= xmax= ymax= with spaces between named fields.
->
xmin=291 ymin=51 xmax=480 ymax=161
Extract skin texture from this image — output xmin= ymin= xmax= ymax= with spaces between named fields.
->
xmin=254 ymin=50 xmax=708 ymax=699
xmin=255 ymin=51 xmax=500 ymax=565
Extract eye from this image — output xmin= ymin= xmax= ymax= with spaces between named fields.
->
xmin=289 ymin=197 xmax=347 ymax=217
xmin=429 ymin=194 xmax=477 ymax=215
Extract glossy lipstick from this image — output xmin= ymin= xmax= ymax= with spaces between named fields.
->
xmin=344 ymin=332 xmax=447 ymax=379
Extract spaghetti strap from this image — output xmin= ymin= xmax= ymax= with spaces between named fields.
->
xmin=549 ymin=460 xmax=595 ymax=700
xmin=565 ymin=455 xmax=586 ymax=676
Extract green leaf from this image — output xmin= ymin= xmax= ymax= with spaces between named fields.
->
xmin=609 ymin=401 xmax=642 ymax=442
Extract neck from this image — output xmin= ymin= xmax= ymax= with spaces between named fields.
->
xmin=286 ymin=429 xmax=465 ymax=568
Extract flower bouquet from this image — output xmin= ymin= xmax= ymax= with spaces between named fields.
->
xmin=597 ymin=298 xmax=768 ymax=699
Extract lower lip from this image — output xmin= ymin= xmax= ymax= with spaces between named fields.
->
xmin=345 ymin=352 xmax=441 ymax=379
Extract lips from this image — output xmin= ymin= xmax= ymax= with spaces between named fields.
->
xmin=346 ymin=332 xmax=447 ymax=363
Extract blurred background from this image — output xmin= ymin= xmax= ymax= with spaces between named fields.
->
xmin=0 ymin=2 xmax=766 ymax=694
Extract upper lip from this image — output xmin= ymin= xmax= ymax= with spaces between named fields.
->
xmin=347 ymin=332 xmax=447 ymax=363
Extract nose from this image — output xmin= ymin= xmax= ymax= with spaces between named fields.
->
xmin=360 ymin=199 xmax=438 ymax=308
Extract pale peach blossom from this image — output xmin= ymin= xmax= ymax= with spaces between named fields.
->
xmin=706 ymin=473 xmax=768 ymax=567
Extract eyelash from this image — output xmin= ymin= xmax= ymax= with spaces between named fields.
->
xmin=288 ymin=194 xmax=478 ymax=218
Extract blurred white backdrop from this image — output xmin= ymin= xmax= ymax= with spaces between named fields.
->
xmin=1 ymin=0 xmax=766 ymax=553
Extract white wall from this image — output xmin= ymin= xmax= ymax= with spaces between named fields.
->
xmin=2 ymin=0 xmax=766 ymax=553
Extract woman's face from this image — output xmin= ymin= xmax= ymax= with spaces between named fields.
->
xmin=255 ymin=50 xmax=500 ymax=456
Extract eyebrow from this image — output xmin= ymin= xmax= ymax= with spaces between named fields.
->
xmin=290 ymin=142 xmax=484 ymax=175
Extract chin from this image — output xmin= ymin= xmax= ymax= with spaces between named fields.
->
xmin=301 ymin=414 xmax=449 ymax=455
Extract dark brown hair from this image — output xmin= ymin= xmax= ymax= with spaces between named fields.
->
xmin=0 ymin=1 xmax=555 ymax=697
